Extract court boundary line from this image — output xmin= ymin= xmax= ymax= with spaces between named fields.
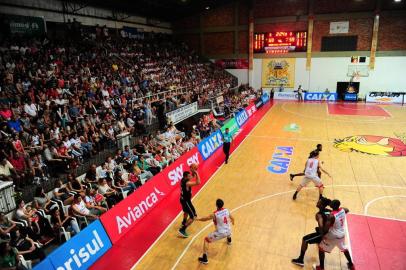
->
xmin=170 ymin=184 xmax=406 ymax=270
xmin=364 ymin=195 xmax=406 ymax=217
xmin=280 ymin=102 xmax=406 ymax=124
xmin=131 ymin=104 xmax=275 ymax=269
xmin=349 ymin=212 xmax=406 ymax=223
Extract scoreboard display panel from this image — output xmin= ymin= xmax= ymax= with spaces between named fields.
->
xmin=254 ymin=31 xmax=307 ymax=53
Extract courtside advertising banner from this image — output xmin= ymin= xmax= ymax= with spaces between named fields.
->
xmin=274 ymin=92 xmax=298 ymax=100
xmin=366 ymin=92 xmax=404 ymax=104
xmin=220 ymin=118 xmax=239 ymax=137
xmin=235 ymin=109 xmax=249 ymax=127
xmin=162 ymin=147 xmax=202 ymax=187
xmin=246 ymin=103 xmax=257 ymax=117
xmin=47 ymin=220 xmax=112 ymax=270
xmin=100 ymin=174 xmax=172 ymax=243
xmin=198 ymin=129 xmax=224 ymax=160
xmin=261 ymin=92 xmax=270 ymax=104
xmin=304 ymin=92 xmax=337 ymax=101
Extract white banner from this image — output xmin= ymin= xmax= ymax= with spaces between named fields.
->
xmin=366 ymin=92 xmax=404 ymax=104
xmin=330 ymin=21 xmax=349 ymax=34
xmin=166 ymin=102 xmax=199 ymax=124
xmin=274 ymin=92 xmax=298 ymax=100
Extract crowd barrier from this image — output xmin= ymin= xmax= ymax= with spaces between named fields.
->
xmin=34 ymin=93 xmax=271 ymax=270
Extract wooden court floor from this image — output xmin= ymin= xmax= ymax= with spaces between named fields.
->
xmin=134 ymin=102 xmax=406 ymax=270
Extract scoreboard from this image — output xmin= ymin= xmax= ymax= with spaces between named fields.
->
xmin=254 ymin=31 xmax=307 ymax=53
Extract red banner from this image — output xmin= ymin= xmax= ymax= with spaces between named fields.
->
xmin=100 ymin=174 xmax=172 ymax=244
xmin=215 ymin=59 xmax=249 ymax=69
xmin=246 ymin=103 xmax=257 ymax=117
xmin=100 ymin=148 xmax=202 ymax=243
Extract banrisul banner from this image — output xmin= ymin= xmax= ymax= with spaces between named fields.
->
xmin=47 ymin=220 xmax=111 ymax=270
xmin=304 ymin=92 xmax=337 ymax=101
xmin=166 ymin=102 xmax=198 ymax=124
xmin=2 ymin=14 xmax=46 ymax=36
xmin=235 ymin=109 xmax=249 ymax=128
xmin=198 ymin=129 xmax=223 ymax=160
xmin=261 ymin=92 xmax=270 ymax=104
xmin=221 ymin=118 xmax=239 ymax=137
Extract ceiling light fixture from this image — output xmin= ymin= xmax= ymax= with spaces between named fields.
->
xmin=394 ymin=0 xmax=402 ymax=2
xmin=205 ymin=6 xmax=210 ymax=10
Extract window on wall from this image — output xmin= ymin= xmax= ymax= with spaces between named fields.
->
xmin=321 ymin=36 xmax=358 ymax=51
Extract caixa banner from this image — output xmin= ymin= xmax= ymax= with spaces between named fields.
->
xmin=198 ymin=130 xmax=224 ymax=160
xmin=235 ymin=109 xmax=249 ymax=128
xmin=304 ymin=92 xmax=337 ymax=101
xmin=100 ymin=175 xmax=172 ymax=244
xmin=45 ymin=220 xmax=112 ymax=270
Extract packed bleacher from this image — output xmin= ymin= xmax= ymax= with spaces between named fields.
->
xmin=0 ymin=24 xmax=263 ymax=267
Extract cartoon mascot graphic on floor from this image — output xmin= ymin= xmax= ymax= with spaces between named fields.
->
xmin=334 ymin=133 xmax=406 ymax=157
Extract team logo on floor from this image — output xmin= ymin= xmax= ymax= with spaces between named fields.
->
xmin=334 ymin=134 xmax=406 ymax=157
xmin=283 ymin=123 xmax=300 ymax=132
xmin=267 ymin=146 xmax=294 ymax=174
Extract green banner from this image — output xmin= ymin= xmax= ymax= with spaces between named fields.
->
xmin=221 ymin=118 xmax=239 ymax=137
xmin=2 ymin=14 xmax=46 ymax=36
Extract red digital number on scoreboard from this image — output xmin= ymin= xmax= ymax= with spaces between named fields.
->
xmin=254 ymin=31 xmax=307 ymax=53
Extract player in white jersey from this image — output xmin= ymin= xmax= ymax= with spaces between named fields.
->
xmin=313 ymin=199 xmax=355 ymax=270
xmin=196 ymin=199 xmax=234 ymax=265
xmin=293 ymin=150 xmax=331 ymax=200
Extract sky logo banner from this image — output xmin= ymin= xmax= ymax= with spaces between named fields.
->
xmin=304 ymin=92 xmax=337 ymax=101
xmin=100 ymin=175 xmax=171 ymax=243
xmin=198 ymin=130 xmax=224 ymax=160
xmin=220 ymin=118 xmax=240 ymax=137
xmin=47 ymin=220 xmax=112 ymax=270
xmin=261 ymin=92 xmax=270 ymax=104
xmin=246 ymin=104 xmax=257 ymax=117
xmin=235 ymin=109 xmax=249 ymax=128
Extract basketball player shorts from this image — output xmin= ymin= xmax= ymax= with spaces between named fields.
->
xmin=319 ymin=235 xmax=347 ymax=253
xmin=301 ymin=175 xmax=323 ymax=188
xmin=205 ymin=230 xmax=231 ymax=243
xmin=303 ymin=232 xmax=323 ymax=244
xmin=180 ymin=199 xmax=197 ymax=219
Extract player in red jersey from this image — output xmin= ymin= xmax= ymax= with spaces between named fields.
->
xmin=196 ymin=199 xmax=235 ymax=265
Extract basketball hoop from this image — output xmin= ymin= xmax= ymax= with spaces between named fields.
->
xmin=352 ymin=71 xmax=360 ymax=82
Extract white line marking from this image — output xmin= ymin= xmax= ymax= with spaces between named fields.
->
xmin=280 ymin=102 xmax=406 ymax=124
xmin=363 ymin=195 xmax=406 ymax=216
xmin=248 ymin=135 xmax=335 ymax=143
xmin=349 ymin=212 xmax=406 ymax=223
xmin=170 ymin=184 xmax=406 ymax=269
xmin=131 ymin=105 xmax=273 ymax=269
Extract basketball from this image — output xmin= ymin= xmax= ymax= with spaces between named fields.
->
xmin=190 ymin=163 xmax=198 ymax=171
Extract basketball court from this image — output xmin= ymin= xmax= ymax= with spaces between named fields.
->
xmin=128 ymin=101 xmax=406 ymax=270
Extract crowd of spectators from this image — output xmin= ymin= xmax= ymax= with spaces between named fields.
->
xmin=0 ymin=32 xmax=235 ymax=192
xmin=0 ymin=24 xmax=264 ymax=267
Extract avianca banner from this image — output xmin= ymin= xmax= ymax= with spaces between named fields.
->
xmin=100 ymin=174 xmax=172 ymax=244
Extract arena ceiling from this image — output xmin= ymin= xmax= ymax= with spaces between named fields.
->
xmin=76 ymin=0 xmax=239 ymax=21
xmin=73 ymin=0 xmax=405 ymax=22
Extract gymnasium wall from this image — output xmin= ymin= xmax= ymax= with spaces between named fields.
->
xmin=174 ymin=0 xmax=406 ymax=94
xmin=252 ymin=56 xmax=406 ymax=96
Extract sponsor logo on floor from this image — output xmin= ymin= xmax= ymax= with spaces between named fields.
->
xmin=267 ymin=146 xmax=294 ymax=174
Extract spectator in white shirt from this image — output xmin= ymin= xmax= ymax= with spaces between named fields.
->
xmin=23 ymin=100 xmax=38 ymax=117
